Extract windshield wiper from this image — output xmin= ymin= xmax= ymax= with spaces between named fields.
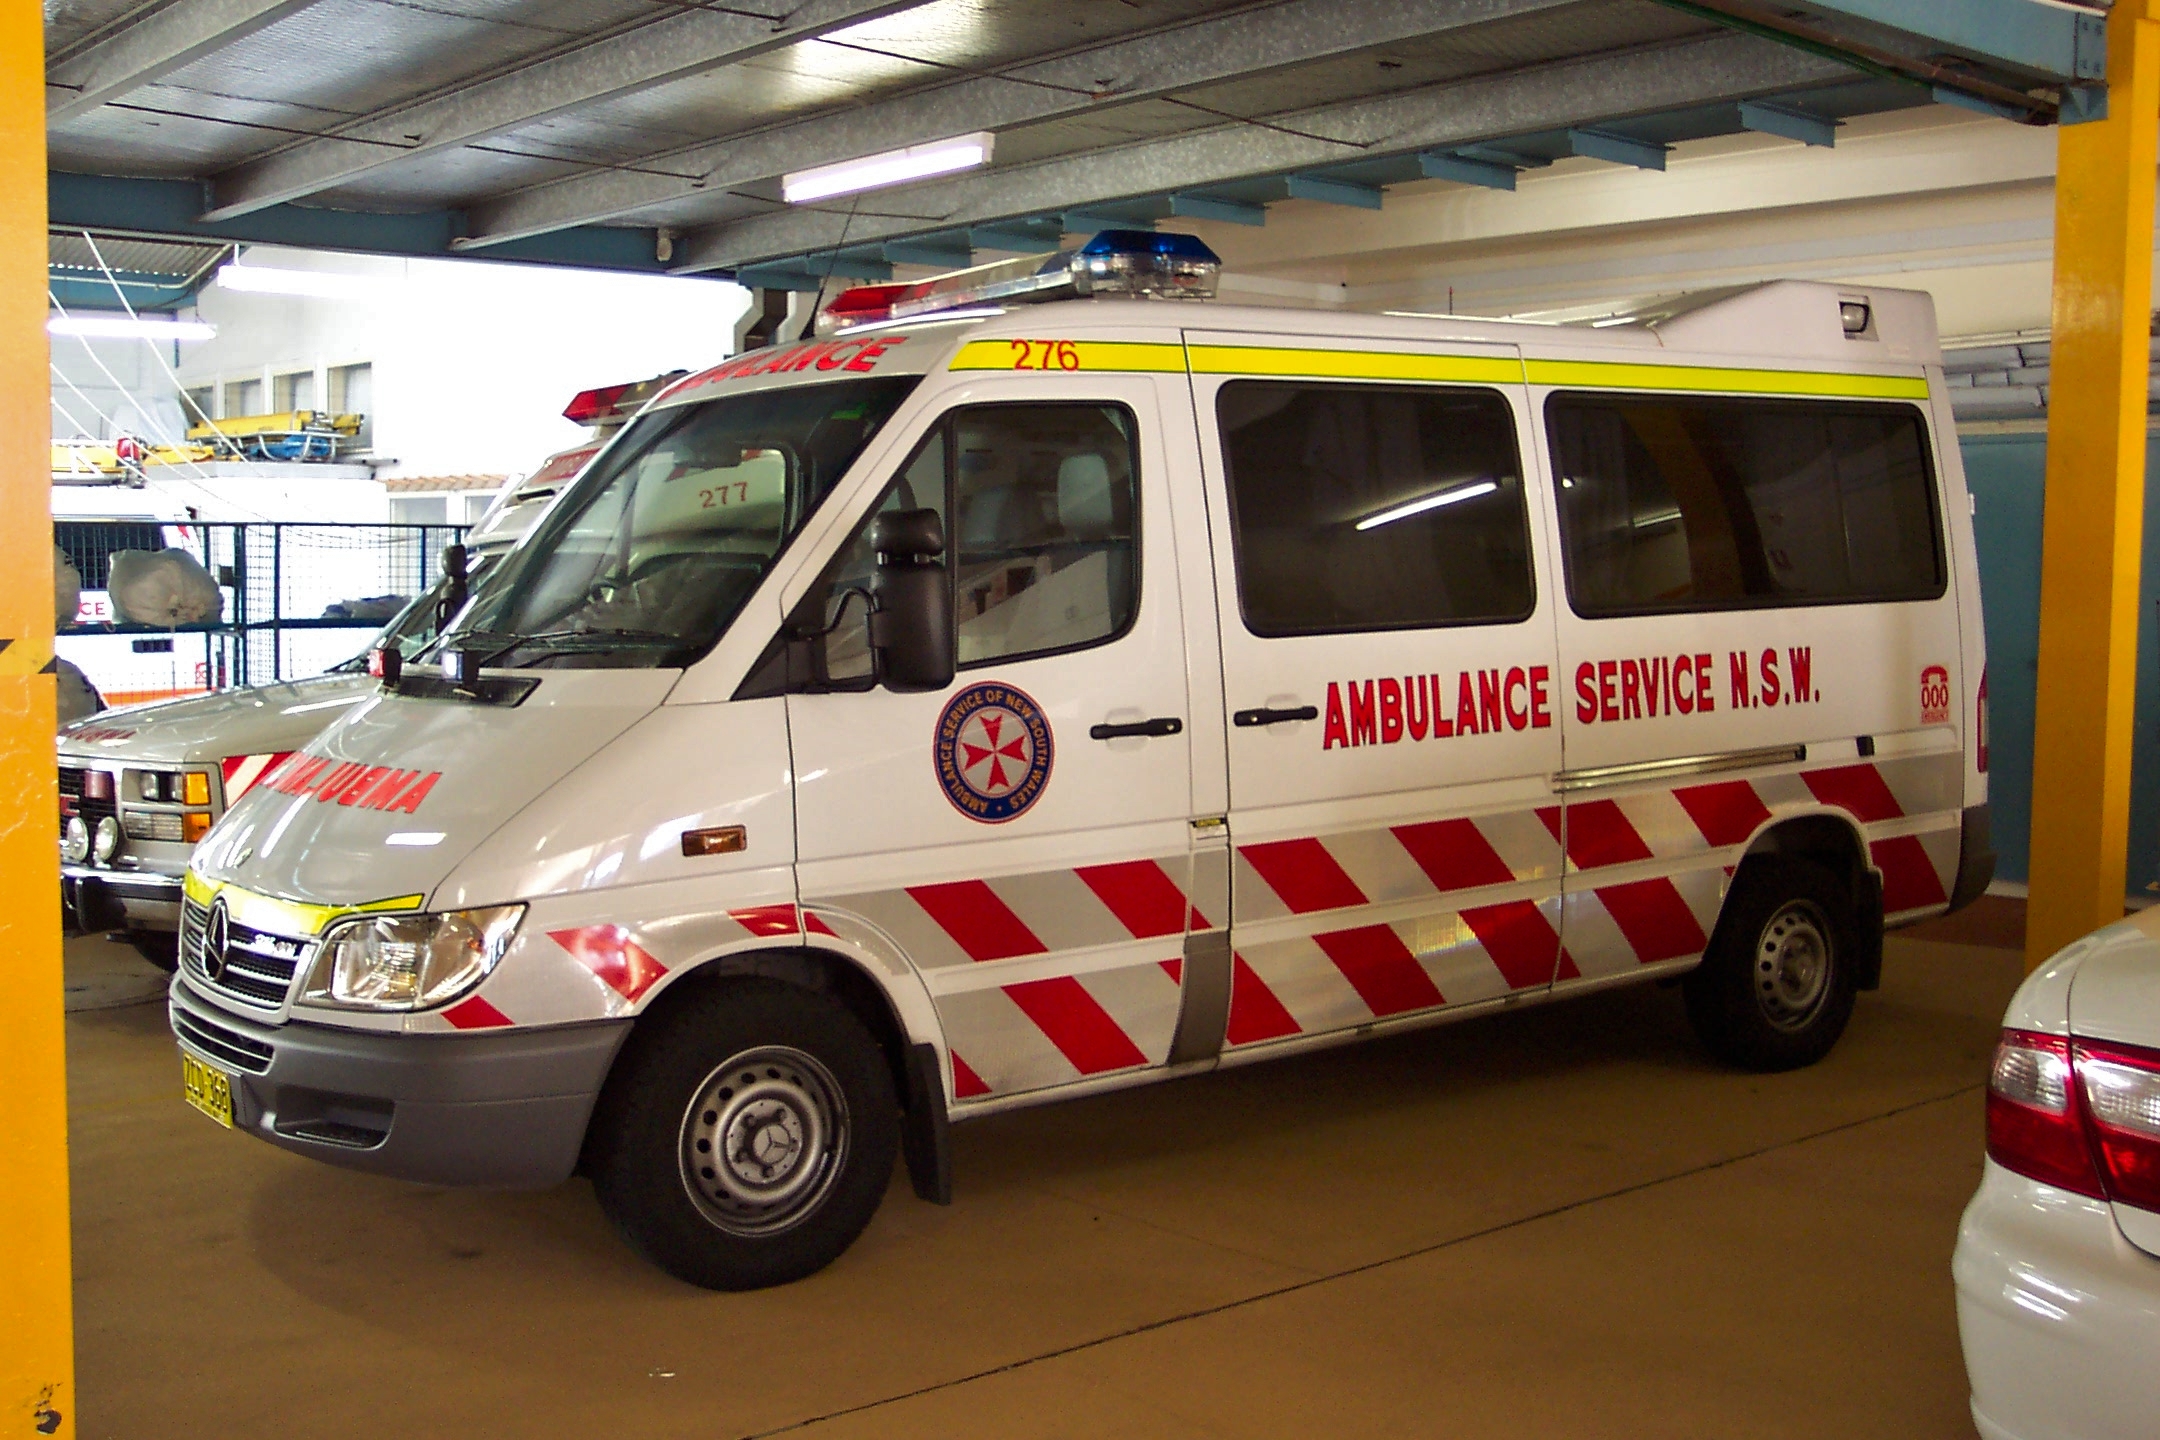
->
xmin=459 ymin=627 xmax=682 ymax=669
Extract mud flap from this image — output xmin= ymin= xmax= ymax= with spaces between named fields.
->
xmin=901 ymin=1041 xmax=951 ymax=1205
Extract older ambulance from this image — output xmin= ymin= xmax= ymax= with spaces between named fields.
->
xmin=61 ymin=377 xmax=672 ymax=966
xmin=173 ymin=233 xmax=1990 ymax=1290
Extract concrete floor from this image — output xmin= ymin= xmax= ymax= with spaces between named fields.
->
xmin=66 ymin=926 xmax=2024 ymax=1439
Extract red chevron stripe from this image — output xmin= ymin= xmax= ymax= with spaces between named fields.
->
xmin=1075 ymin=859 xmax=1188 ymax=939
xmin=1802 ymin=764 xmax=1904 ymax=823
xmin=1545 ymin=799 xmax=1654 ymax=870
xmin=549 ymin=925 xmax=668 ymax=1002
xmin=1673 ymin=779 xmax=1773 ymax=848
xmin=441 ymin=995 xmax=511 ymax=1029
xmin=1592 ymin=878 xmax=1708 ymax=963
xmin=727 ymin=904 xmax=800 ymax=937
xmin=1313 ymin=924 xmax=1444 ymax=1016
xmin=1002 ymin=976 xmax=1148 ymax=1074
xmin=1224 ymin=954 xmax=1302 ymax=1045
xmin=1459 ymin=899 xmax=1561 ymax=990
xmin=908 ymin=880 xmax=1046 ymax=962
xmin=951 ymin=1050 xmax=991 ymax=1098
xmin=1239 ymin=837 xmax=1368 ymax=914
xmin=1872 ymin=835 xmax=1949 ymax=910
xmin=1392 ymin=817 xmax=1516 ymax=892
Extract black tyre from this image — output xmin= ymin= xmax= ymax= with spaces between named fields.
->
xmin=1683 ymin=857 xmax=1858 ymax=1072
xmin=588 ymin=978 xmax=898 ymax=1290
xmin=127 ymin=929 xmax=180 ymax=973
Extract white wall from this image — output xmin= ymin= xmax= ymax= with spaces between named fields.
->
xmin=48 ymin=329 xmax=188 ymax=449
xmin=173 ymin=249 xmax=752 ymax=481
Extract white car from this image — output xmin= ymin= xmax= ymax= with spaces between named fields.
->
xmin=1955 ymin=909 xmax=2160 ymax=1440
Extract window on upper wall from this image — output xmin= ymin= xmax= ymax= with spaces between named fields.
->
xmin=1217 ymin=381 xmax=1535 ymax=636
xmin=273 ymin=370 xmax=314 ymax=411
xmin=328 ymin=362 xmax=372 ymax=447
xmin=223 ymin=378 xmax=262 ymax=418
xmin=182 ymin=387 xmax=214 ymax=425
xmin=390 ymin=496 xmax=449 ymax=526
xmin=1545 ymin=392 xmax=1945 ymax=617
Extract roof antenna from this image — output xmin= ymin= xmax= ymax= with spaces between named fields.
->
xmin=802 ymin=192 xmax=864 ymax=343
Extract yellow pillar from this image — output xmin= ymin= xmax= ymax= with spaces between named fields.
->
xmin=2028 ymin=0 xmax=2160 ymax=970
xmin=0 ymin=5 xmax=74 ymax=1436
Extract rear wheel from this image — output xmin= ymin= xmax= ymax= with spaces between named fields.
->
xmin=127 ymin=929 xmax=179 ymax=973
xmin=1683 ymin=857 xmax=1858 ymax=1072
xmin=588 ymin=978 xmax=897 ymax=1290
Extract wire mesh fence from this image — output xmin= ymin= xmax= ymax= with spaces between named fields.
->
xmin=55 ymin=520 xmax=466 ymax=704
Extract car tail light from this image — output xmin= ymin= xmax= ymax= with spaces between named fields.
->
xmin=1987 ymin=1027 xmax=2160 ymax=1209
xmin=1987 ymin=1030 xmax=2104 ymax=1197
xmin=2075 ymin=1038 xmax=2160 ymax=1210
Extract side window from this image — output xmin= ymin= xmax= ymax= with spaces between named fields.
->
xmin=807 ymin=401 xmax=1140 ymax=685
xmin=1546 ymin=392 xmax=1944 ymax=617
xmin=1218 ymin=381 xmax=1534 ymax=636
xmin=950 ymin=404 xmax=1138 ymax=667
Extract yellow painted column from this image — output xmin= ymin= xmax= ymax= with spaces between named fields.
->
xmin=2028 ymin=0 xmax=2160 ymax=970
xmin=0 ymin=5 xmax=74 ymax=1436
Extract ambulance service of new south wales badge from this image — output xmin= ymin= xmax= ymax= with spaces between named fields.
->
xmin=934 ymin=681 xmax=1054 ymax=823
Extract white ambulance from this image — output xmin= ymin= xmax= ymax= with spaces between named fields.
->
xmin=60 ymin=377 xmax=672 ymax=967
xmin=172 ymin=233 xmax=1991 ymax=1291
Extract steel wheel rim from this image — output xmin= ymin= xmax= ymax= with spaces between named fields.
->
xmin=679 ymin=1045 xmax=848 ymax=1236
xmin=1752 ymin=899 xmax=1833 ymax=1032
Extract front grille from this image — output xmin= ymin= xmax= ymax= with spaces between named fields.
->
xmin=61 ymin=766 xmax=116 ymax=828
xmin=172 ymin=1004 xmax=274 ymax=1075
xmin=182 ymin=895 xmax=309 ymax=1010
xmin=58 ymin=766 xmax=84 ymax=798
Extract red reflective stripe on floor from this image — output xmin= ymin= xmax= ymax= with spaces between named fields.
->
xmin=1871 ymin=835 xmax=1949 ymax=910
xmin=907 ymin=880 xmax=1047 ymax=962
xmin=727 ymin=904 xmax=800 ymax=937
xmin=1312 ymin=924 xmax=1444 ymax=1017
xmin=1459 ymin=899 xmax=1561 ymax=990
xmin=1802 ymin=764 xmax=1904 ymax=823
xmin=1673 ymin=779 xmax=1773 ymax=848
xmin=441 ymin=995 xmax=511 ymax=1029
xmin=950 ymin=1049 xmax=991 ymax=1098
xmin=1391 ymin=816 xmax=1516 ymax=891
xmin=1556 ymin=799 xmax=1655 ymax=870
xmin=1591 ymin=879 xmax=1708 ymax=964
xmin=1075 ymin=860 xmax=1189 ymax=939
xmin=1224 ymin=954 xmax=1301 ymax=1045
xmin=1000 ymin=976 xmax=1148 ymax=1074
xmin=1239 ymin=837 xmax=1369 ymax=914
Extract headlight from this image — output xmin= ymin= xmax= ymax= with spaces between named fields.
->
xmin=300 ymin=905 xmax=524 ymax=1011
xmin=92 ymin=815 xmax=121 ymax=864
xmin=61 ymin=816 xmax=89 ymax=864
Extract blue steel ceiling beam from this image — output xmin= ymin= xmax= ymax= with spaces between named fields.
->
xmin=47 ymin=172 xmax=726 ymax=280
xmin=1169 ymin=193 xmax=1268 ymax=226
xmin=1737 ymin=99 xmax=1838 ymax=146
xmin=1783 ymin=0 xmax=2105 ymax=86
xmin=1565 ymin=127 xmax=1670 ymax=170
xmin=1284 ymin=174 xmax=1384 ymax=210
xmin=1417 ymin=151 xmax=1520 ymax=190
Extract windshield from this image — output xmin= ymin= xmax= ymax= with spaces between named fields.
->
xmin=439 ymin=377 xmax=920 ymax=669
xmin=330 ymin=554 xmax=502 ymax=673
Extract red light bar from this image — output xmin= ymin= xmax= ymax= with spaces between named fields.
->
xmin=562 ymin=383 xmax=633 ymax=424
xmin=817 ymin=283 xmax=910 ymax=329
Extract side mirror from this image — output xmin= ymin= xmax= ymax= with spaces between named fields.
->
xmin=436 ymin=542 xmax=468 ymax=630
xmin=868 ymin=508 xmax=952 ymax=692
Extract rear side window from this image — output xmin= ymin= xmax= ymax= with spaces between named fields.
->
xmin=1218 ymin=381 xmax=1534 ymax=636
xmin=1546 ymin=392 xmax=1944 ymax=617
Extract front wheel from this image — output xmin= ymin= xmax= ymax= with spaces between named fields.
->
xmin=588 ymin=978 xmax=898 ymax=1290
xmin=1682 ymin=857 xmax=1858 ymax=1072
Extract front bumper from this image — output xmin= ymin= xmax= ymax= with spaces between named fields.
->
xmin=63 ymin=864 xmax=183 ymax=933
xmin=169 ymin=977 xmax=631 ymax=1189
xmin=1953 ymin=1159 xmax=2160 ymax=1440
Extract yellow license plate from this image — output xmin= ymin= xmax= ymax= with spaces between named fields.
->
xmin=181 ymin=1052 xmax=234 ymax=1129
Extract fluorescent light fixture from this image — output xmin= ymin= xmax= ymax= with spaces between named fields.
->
xmin=783 ymin=132 xmax=993 ymax=205
xmin=216 ymin=262 xmax=376 ymax=300
xmin=1355 ymin=479 xmax=1499 ymax=532
xmin=48 ymin=313 xmax=216 ymax=342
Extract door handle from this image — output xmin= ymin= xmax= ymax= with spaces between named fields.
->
xmin=1233 ymin=704 xmax=1318 ymax=727
xmin=1090 ymin=716 xmax=1183 ymax=740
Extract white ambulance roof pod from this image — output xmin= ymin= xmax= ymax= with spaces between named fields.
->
xmin=1645 ymin=280 xmax=1942 ymax=367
